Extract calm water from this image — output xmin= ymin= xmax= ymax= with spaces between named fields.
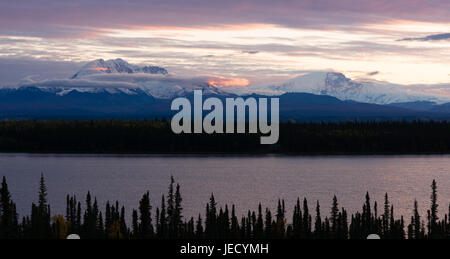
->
xmin=0 ymin=154 xmax=449 ymax=221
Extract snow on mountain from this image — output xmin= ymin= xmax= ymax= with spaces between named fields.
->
xmin=16 ymin=58 xmax=450 ymax=104
xmin=267 ymin=72 xmax=450 ymax=105
xmin=71 ymin=58 xmax=168 ymax=79
xmin=133 ymin=79 xmax=226 ymax=99
xmin=20 ymin=58 xmax=228 ymax=99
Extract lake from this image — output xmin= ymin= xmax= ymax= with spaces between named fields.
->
xmin=0 ymin=154 xmax=449 ymax=221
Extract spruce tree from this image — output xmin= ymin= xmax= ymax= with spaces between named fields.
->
xmin=230 ymin=205 xmax=239 ymax=238
xmin=256 ymin=204 xmax=264 ymax=238
xmin=196 ymin=214 xmax=204 ymax=238
xmin=430 ymin=180 xmax=439 ymax=238
xmin=382 ymin=193 xmax=390 ymax=237
xmin=167 ymin=176 xmax=175 ymax=237
xmin=303 ymin=198 xmax=311 ymax=238
xmin=276 ymin=199 xmax=285 ymax=237
xmin=120 ymin=206 xmax=127 ymax=238
xmin=0 ymin=176 xmax=19 ymax=238
xmin=223 ymin=205 xmax=230 ymax=238
xmin=132 ymin=209 xmax=139 ymax=238
xmin=174 ymin=184 xmax=183 ymax=237
xmin=264 ymin=208 xmax=272 ymax=238
xmin=314 ymin=201 xmax=322 ymax=239
xmin=139 ymin=191 xmax=153 ymax=238
xmin=206 ymin=194 xmax=217 ymax=238
xmin=31 ymin=174 xmax=51 ymax=238
xmin=412 ymin=200 xmax=422 ymax=239
xmin=331 ymin=195 xmax=339 ymax=237
xmin=105 ymin=201 xmax=112 ymax=238
xmin=159 ymin=195 xmax=167 ymax=238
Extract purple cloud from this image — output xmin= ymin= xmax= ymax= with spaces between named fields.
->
xmin=0 ymin=57 xmax=82 ymax=86
xmin=367 ymin=71 xmax=380 ymax=76
xmin=1 ymin=0 xmax=450 ymax=38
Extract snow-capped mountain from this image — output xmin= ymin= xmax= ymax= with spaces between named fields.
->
xmin=268 ymin=72 xmax=450 ymax=105
xmin=5 ymin=63 xmax=450 ymax=119
xmin=71 ymin=58 xmax=168 ymax=79
xmin=132 ymin=80 xmax=226 ymax=99
xmin=34 ymin=78 xmax=226 ymax=99
xmin=18 ymin=58 xmax=228 ymax=99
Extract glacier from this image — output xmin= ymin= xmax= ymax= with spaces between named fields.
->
xmin=8 ymin=58 xmax=450 ymax=105
xmin=264 ymin=72 xmax=450 ymax=105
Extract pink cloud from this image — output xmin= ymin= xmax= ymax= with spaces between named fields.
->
xmin=1 ymin=1 xmax=450 ymax=38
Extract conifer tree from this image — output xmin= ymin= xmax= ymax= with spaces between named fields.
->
xmin=429 ymin=180 xmax=439 ymax=238
xmin=196 ymin=214 xmax=204 ymax=238
xmin=31 ymin=174 xmax=51 ymax=238
xmin=292 ymin=198 xmax=302 ymax=238
xmin=138 ymin=191 xmax=153 ymax=238
xmin=314 ymin=201 xmax=322 ymax=239
xmin=256 ymin=204 xmax=264 ymax=238
xmin=223 ymin=205 xmax=230 ymax=238
xmin=331 ymin=195 xmax=339 ymax=237
xmin=155 ymin=207 xmax=160 ymax=237
xmin=230 ymin=205 xmax=239 ymax=238
xmin=264 ymin=208 xmax=272 ymax=238
xmin=0 ymin=176 xmax=19 ymax=238
xmin=341 ymin=208 xmax=348 ymax=239
xmin=83 ymin=192 xmax=97 ymax=238
xmin=276 ymin=199 xmax=286 ymax=237
xmin=105 ymin=201 xmax=112 ymax=238
xmin=98 ymin=212 xmax=104 ymax=237
xmin=205 ymin=194 xmax=217 ymax=238
xmin=159 ymin=195 xmax=167 ymax=238
xmin=382 ymin=193 xmax=390 ymax=237
xmin=132 ymin=209 xmax=139 ymax=238
xmin=303 ymin=198 xmax=311 ymax=238
xmin=167 ymin=176 xmax=175 ymax=237
xmin=362 ymin=192 xmax=372 ymax=236
xmin=120 ymin=206 xmax=127 ymax=238
xmin=412 ymin=200 xmax=423 ymax=239
xmin=174 ymin=184 xmax=183 ymax=237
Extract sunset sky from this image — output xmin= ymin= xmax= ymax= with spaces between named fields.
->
xmin=1 ymin=0 xmax=450 ymax=88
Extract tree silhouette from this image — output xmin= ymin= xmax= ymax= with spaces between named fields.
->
xmin=0 ymin=176 xmax=19 ymax=238
xmin=0 ymin=176 xmax=448 ymax=240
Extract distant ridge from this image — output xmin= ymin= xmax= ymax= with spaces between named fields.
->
xmin=0 ymin=86 xmax=448 ymax=121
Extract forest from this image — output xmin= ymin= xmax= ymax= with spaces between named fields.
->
xmin=2 ymin=120 xmax=450 ymax=154
xmin=0 ymin=175 xmax=448 ymax=239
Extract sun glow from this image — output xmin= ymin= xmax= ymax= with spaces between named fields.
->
xmin=208 ymin=77 xmax=250 ymax=88
xmin=89 ymin=67 xmax=109 ymax=71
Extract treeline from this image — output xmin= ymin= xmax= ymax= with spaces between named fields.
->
xmin=2 ymin=120 xmax=450 ymax=154
xmin=0 ymin=175 xmax=449 ymax=239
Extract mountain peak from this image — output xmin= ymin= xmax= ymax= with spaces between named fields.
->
xmin=269 ymin=71 xmax=448 ymax=105
xmin=71 ymin=58 xmax=168 ymax=79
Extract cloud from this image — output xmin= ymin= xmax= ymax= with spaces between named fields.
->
xmin=19 ymin=78 xmax=138 ymax=89
xmin=399 ymin=33 xmax=450 ymax=41
xmin=403 ymin=83 xmax=450 ymax=98
xmin=2 ymin=1 xmax=450 ymax=38
xmin=0 ymin=57 xmax=82 ymax=86
xmin=17 ymin=70 xmax=249 ymax=92
xmin=242 ymin=50 xmax=259 ymax=54
xmin=367 ymin=71 xmax=380 ymax=76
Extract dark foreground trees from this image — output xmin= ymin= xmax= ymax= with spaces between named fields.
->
xmin=0 ymin=175 xmax=448 ymax=239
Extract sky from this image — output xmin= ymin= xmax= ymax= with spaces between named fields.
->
xmin=1 ymin=0 xmax=450 ymax=88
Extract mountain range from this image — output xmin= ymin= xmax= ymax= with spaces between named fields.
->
xmin=71 ymin=58 xmax=168 ymax=79
xmin=1 ymin=58 xmax=450 ymax=121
